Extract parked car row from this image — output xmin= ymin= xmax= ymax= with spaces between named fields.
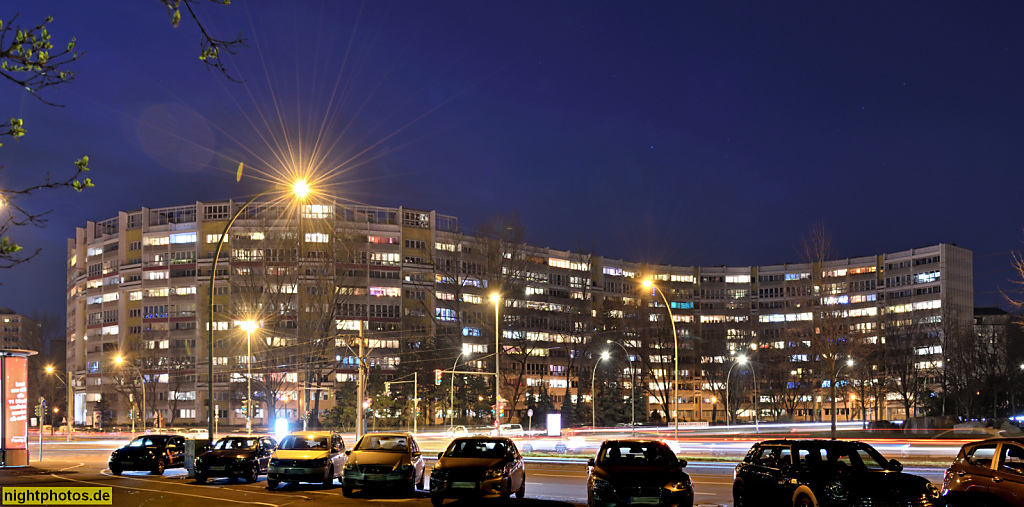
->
xmin=106 ymin=433 xmax=1024 ymax=507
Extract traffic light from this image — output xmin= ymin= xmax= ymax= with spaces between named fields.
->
xmin=435 ymin=369 xmax=443 ymax=385
xmin=34 ymin=405 xmax=42 ymax=417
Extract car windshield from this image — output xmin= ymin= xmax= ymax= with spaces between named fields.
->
xmin=279 ymin=435 xmax=330 ymax=450
xmin=355 ymin=435 xmax=408 ymax=452
xmin=214 ymin=437 xmax=257 ymax=450
xmin=445 ymin=439 xmax=507 ymax=458
xmin=597 ymin=442 xmax=676 ymax=467
xmin=127 ymin=436 xmax=169 ymax=447
xmin=795 ymin=443 xmax=890 ymax=471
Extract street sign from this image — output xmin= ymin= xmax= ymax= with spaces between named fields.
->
xmin=527 ymin=409 xmax=534 ymax=417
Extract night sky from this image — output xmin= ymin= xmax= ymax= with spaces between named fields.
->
xmin=2 ymin=1 xmax=1022 ymax=317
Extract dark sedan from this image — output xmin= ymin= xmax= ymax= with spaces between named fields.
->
xmin=195 ymin=435 xmax=277 ymax=484
xmin=429 ymin=437 xmax=526 ymax=506
xmin=108 ymin=435 xmax=187 ymax=475
xmin=733 ymin=439 xmax=941 ymax=507
xmin=587 ymin=439 xmax=693 ymax=507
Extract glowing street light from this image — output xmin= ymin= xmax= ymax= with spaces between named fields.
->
xmin=642 ymin=279 xmax=680 ymax=439
xmin=591 ymin=351 xmax=610 ymax=428
xmin=607 ymin=340 xmax=636 ymax=435
xmin=240 ymin=319 xmax=260 ymax=433
xmin=114 ymin=355 xmax=146 ymax=434
xmin=450 ymin=343 xmax=473 ymax=427
xmin=725 ymin=355 xmax=759 ymax=432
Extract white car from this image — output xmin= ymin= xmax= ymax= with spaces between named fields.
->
xmin=491 ymin=424 xmax=525 ymax=437
xmin=445 ymin=425 xmax=469 ymax=438
xmin=186 ymin=428 xmax=209 ymax=439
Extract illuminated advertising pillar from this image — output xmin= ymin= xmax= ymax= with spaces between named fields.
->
xmin=1 ymin=349 xmax=35 ymax=467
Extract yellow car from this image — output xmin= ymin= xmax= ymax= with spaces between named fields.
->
xmin=266 ymin=431 xmax=347 ymax=489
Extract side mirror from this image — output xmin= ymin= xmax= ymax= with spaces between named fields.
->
xmin=437 ymin=452 xmax=444 ymax=460
xmin=888 ymin=459 xmax=903 ymax=472
xmin=587 ymin=458 xmax=595 ymax=467
xmin=679 ymin=459 xmax=688 ymax=468
xmin=413 ymin=451 xmax=421 ymax=458
xmin=345 ymin=450 xmax=351 ymax=456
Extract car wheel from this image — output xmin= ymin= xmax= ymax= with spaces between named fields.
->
xmin=110 ymin=467 xmax=122 ymax=476
xmin=430 ymin=495 xmax=444 ymax=507
xmin=246 ymin=463 xmax=259 ymax=484
xmin=342 ymin=486 xmax=353 ymax=497
xmin=195 ymin=473 xmax=207 ymax=484
xmin=794 ymin=494 xmax=813 ymax=507
xmin=152 ymin=458 xmax=165 ymax=475
xmin=732 ymin=482 xmax=745 ymax=507
xmin=515 ymin=475 xmax=525 ymax=499
xmin=266 ymin=479 xmax=279 ymax=490
xmin=323 ymin=465 xmax=334 ymax=487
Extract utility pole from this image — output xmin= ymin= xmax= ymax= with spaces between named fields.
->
xmin=355 ymin=323 xmax=365 ymax=441
xmin=66 ymin=372 xmax=72 ymax=443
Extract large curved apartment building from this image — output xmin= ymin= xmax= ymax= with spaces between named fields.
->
xmin=66 ymin=200 xmax=973 ymax=429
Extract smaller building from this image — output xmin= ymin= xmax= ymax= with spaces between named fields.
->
xmin=0 ymin=308 xmax=40 ymax=350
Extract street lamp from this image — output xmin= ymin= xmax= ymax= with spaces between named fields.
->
xmin=490 ymin=293 xmax=501 ymax=434
xmin=725 ymin=355 xmax=747 ymax=427
xmin=642 ymin=279 xmax=679 ymax=439
xmin=606 ymin=340 xmax=636 ymax=436
xmin=450 ymin=343 xmax=472 ymax=427
xmin=591 ymin=351 xmax=610 ymax=428
xmin=206 ymin=180 xmax=310 ymax=439
xmin=114 ymin=355 xmax=146 ymax=435
xmin=45 ymin=366 xmax=85 ymax=442
xmin=830 ymin=357 xmax=855 ymax=440
xmin=240 ymin=319 xmax=260 ymax=434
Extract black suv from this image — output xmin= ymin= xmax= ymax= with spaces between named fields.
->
xmin=733 ymin=439 xmax=941 ymax=507
xmin=195 ymin=435 xmax=278 ymax=484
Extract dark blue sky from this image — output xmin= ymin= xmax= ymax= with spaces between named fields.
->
xmin=1 ymin=1 xmax=1021 ymax=316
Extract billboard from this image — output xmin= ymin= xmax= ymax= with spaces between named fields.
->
xmin=4 ymin=355 xmax=28 ymax=449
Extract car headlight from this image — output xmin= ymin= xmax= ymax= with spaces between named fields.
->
xmin=310 ymin=458 xmax=330 ymax=467
xmin=925 ymin=482 xmax=940 ymax=498
xmin=484 ymin=467 xmax=503 ymax=479
xmin=236 ymin=457 xmax=251 ymax=463
xmin=669 ymin=478 xmax=692 ymax=491
xmin=431 ymin=468 xmax=446 ymax=479
xmin=824 ymin=481 xmax=847 ymax=500
xmin=344 ymin=463 xmax=357 ymax=471
xmin=269 ymin=458 xmax=280 ymax=466
xmin=399 ymin=464 xmax=413 ymax=473
xmin=592 ymin=477 xmax=613 ymax=491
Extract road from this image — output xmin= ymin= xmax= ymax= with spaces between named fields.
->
xmin=1 ymin=433 xmax=954 ymax=507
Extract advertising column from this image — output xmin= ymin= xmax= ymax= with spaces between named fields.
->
xmin=1 ymin=350 xmax=35 ymax=467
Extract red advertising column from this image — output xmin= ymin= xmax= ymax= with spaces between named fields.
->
xmin=1 ymin=349 xmax=35 ymax=467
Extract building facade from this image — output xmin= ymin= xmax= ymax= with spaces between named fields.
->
xmin=66 ymin=200 xmax=974 ymax=429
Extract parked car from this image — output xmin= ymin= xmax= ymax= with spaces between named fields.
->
xmin=194 ymin=434 xmax=277 ymax=484
xmin=341 ymin=432 xmax=425 ymax=496
xmin=108 ymin=434 xmax=187 ymax=475
xmin=587 ymin=439 xmax=693 ymax=507
xmin=266 ymin=431 xmax=347 ymax=489
xmin=733 ymin=439 xmax=941 ymax=507
xmin=942 ymin=436 xmax=1024 ymax=507
xmin=185 ymin=428 xmax=209 ymax=439
xmin=490 ymin=424 xmax=525 ymax=437
xmin=446 ymin=426 xmax=469 ymax=438
xmin=429 ymin=436 xmax=526 ymax=507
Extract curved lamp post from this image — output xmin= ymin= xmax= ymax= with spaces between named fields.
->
xmin=642 ymin=279 xmax=679 ymax=440
xmin=725 ymin=355 xmax=747 ymax=427
xmin=490 ymin=293 xmax=501 ymax=434
xmin=591 ymin=351 xmax=610 ymax=428
xmin=830 ymin=357 xmax=854 ymax=440
xmin=206 ymin=180 xmax=309 ymax=439
xmin=606 ymin=340 xmax=636 ymax=436
xmin=46 ymin=366 xmax=86 ymax=442
xmin=114 ymin=355 xmax=146 ymax=434
xmin=450 ymin=343 xmax=472 ymax=427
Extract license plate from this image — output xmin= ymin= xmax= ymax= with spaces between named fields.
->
xmin=629 ymin=497 xmax=660 ymax=505
xmin=208 ymin=466 xmax=226 ymax=471
xmin=287 ymin=469 xmax=305 ymax=474
xmin=365 ymin=474 xmax=385 ymax=481
xmin=120 ymin=461 xmax=133 ymax=466
xmin=452 ymin=481 xmax=476 ymax=489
